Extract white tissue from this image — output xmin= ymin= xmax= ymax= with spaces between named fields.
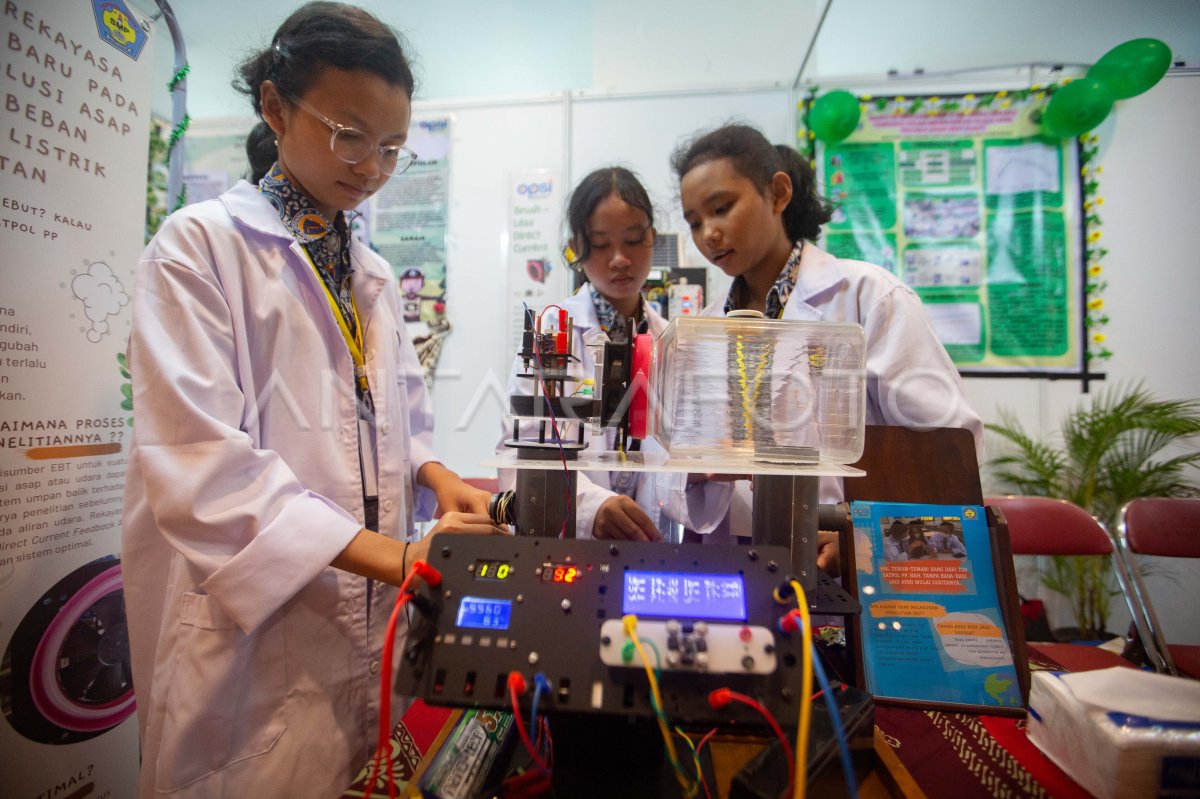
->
xmin=1026 ymin=667 xmax=1200 ymax=799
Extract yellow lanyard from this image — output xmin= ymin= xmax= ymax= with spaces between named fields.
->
xmin=300 ymin=248 xmax=369 ymax=393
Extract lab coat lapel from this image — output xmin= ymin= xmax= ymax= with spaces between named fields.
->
xmin=566 ymin=283 xmax=605 ymax=347
xmin=781 ymin=244 xmax=845 ymax=322
xmin=349 ymin=240 xmax=388 ymax=321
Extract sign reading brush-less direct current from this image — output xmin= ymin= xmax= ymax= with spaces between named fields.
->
xmin=0 ymin=1 xmax=153 ymax=795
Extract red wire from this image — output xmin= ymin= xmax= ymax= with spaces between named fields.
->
xmin=715 ymin=691 xmax=795 ymax=798
xmin=535 ymin=303 xmax=565 ymax=333
xmin=364 ymin=564 xmax=423 ymax=798
xmin=509 ymin=676 xmax=551 ymax=772
xmin=694 ymin=727 xmax=718 ymax=799
xmin=695 ymin=727 xmax=719 ymax=757
xmin=540 ymin=716 xmax=554 ymax=768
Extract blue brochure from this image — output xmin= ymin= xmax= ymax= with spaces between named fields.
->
xmin=852 ymin=501 xmax=1023 ymax=709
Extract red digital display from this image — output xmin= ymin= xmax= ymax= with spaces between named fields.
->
xmin=542 ymin=564 xmax=581 ymax=584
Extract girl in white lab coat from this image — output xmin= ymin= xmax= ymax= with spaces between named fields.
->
xmin=122 ymin=4 xmax=505 ymax=796
xmin=669 ymin=123 xmax=983 ymax=540
xmin=500 ymin=167 xmax=697 ymax=541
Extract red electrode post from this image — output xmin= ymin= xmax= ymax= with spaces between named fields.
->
xmin=556 ymin=309 xmax=569 ymax=353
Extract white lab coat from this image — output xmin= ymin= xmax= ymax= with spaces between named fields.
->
xmin=498 ymin=285 xmax=699 ymax=538
xmin=675 ymin=243 xmax=984 ymax=539
xmin=121 ymin=181 xmax=436 ymax=797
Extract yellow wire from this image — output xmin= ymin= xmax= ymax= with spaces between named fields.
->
xmin=735 ymin=334 xmax=769 ymax=442
xmin=673 ymin=724 xmax=706 ymax=792
xmin=789 ymin=580 xmax=813 ymax=799
xmin=623 ymin=615 xmax=697 ymax=797
xmin=736 ymin=336 xmax=753 ymax=439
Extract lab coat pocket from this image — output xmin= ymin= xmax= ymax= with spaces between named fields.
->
xmin=155 ymin=592 xmax=288 ymax=792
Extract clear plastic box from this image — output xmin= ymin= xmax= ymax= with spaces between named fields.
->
xmin=647 ymin=315 xmax=866 ymax=465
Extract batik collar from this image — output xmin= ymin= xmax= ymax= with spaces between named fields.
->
xmin=591 ymin=286 xmax=647 ymax=338
xmin=723 ymin=240 xmax=804 ymax=319
xmin=258 ymin=162 xmax=352 ymax=286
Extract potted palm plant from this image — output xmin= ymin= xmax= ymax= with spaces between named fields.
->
xmin=987 ymin=383 xmax=1200 ymax=640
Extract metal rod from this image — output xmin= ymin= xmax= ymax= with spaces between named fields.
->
xmin=155 ymin=0 xmax=187 ymax=210
xmin=751 ymin=474 xmax=819 ymax=591
xmin=793 ymin=0 xmax=834 ymax=90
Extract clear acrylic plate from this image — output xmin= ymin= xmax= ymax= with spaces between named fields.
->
xmin=483 ymin=449 xmax=864 ymax=477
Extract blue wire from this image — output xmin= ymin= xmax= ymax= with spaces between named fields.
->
xmin=530 ymin=672 xmax=549 ymax=750
xmin=809 ymin=640 xmax=859 ymax=799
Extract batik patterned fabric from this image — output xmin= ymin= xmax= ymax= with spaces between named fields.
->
xmin=723 ymin=240 xmax=804 ymax=319
xmin=591 ymin=286 xmax=648 ymax=338
xmin=259 ymin=162 xmax=357 ymax=339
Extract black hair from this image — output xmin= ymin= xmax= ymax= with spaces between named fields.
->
xmin=670 ymin=123 xmax=833 ymax=243
xmin=565 ymin=167 xmax=655 ymax=266
xmin=233 ymin=1 xmax=417 ymax=183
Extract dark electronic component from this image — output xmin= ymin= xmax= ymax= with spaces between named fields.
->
xmin=396 ymin=535 xmax=858 ymax=727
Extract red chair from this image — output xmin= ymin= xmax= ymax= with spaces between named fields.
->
xmin=985 ymin=495 xmax=1138 ymax=672
xmin=1118 ymin=498 xmax=1200 ymax=678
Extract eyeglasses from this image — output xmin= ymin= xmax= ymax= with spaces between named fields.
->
xmin=287 ymin=95 xmax=417 ymax=176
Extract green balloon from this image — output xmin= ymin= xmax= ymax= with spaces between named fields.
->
xmin=1088 ymin=38 xmax=1172 ymax=99
xmin=809 ymin=90 xmax=861 ymax=144
xmin=1042 ymin=78 xmax=1114 ymax=138
xmin=1038 ymin=113 xmax=1064 ymax=139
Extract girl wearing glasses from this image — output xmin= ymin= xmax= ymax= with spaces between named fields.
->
xmin=122 ymin=3 xmax=505 ymax=796
xmin=500 ymin=167 xmax=681 ymax=542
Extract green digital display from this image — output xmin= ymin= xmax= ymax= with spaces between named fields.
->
xmin=473 ymin=559 xmax=512 ymax=581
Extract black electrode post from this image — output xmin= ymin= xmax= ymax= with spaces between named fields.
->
xmin=512 ymin=450 xmax=578 ymax=539
xmin=506 ymin=305 xmax=590 ymax=538
xmin=751 ymin=474 xmax=820 ymax=592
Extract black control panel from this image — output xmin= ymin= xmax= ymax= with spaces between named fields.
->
xmin=397 ymin=535 xmax=819 ymax=728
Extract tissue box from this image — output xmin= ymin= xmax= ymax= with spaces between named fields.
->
xmin=1026 ymin=667 xmax=1200 ymax=799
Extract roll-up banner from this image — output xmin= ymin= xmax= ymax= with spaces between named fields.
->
xmin=1 ymin=1 xmax=153 ymax=796
xmin=506 ymin=168 xmax=564 ymax=356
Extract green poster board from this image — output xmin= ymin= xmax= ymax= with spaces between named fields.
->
xmin=811 ymin=94 xmax=1084 ymax=372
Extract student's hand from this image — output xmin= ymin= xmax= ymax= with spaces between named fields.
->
xmin=435 ymin=481 xmax=492 ymax=516
xmin=816 ymin=529 xmax=840 ymax=575
xmin=594 ymin=496 xmax=663 ymax=542
xmin=408 ymin=512 xmax=510 ymax=565
xmin=418 ymin=462 xmax=492 ymax=515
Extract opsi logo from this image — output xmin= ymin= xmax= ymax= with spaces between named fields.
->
xmin=516 ymin=180 xmax=553 ymax=198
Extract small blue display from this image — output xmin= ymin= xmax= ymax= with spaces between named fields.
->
xmin=622 ymin=571 xmax=746 ymax=621
xmin=456 ymin=596 xmax=513 ymax=630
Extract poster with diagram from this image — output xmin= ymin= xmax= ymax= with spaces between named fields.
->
xmin=816 ymin=94 xmax=1083 ymax=371
xmin=368 ymin=117 xmax=453 ymax=333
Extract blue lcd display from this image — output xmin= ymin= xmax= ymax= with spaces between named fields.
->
xmin=455 ymin=597 xmax=513 ymax=630
xmin=622 ymin=571 xmax=746 ymax=621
